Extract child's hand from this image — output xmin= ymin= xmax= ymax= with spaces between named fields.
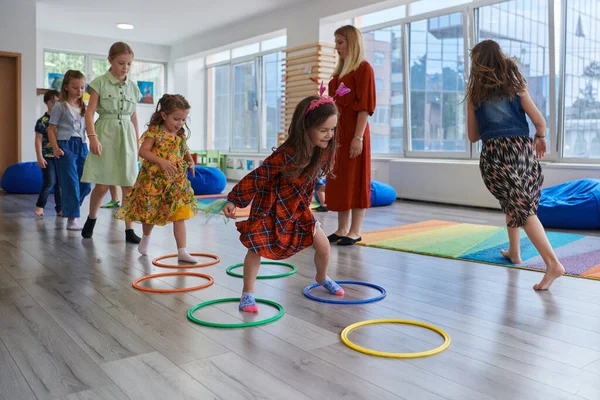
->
xmin=52 ymin=146 xmax=64 ymax=158
xmin=160 ymin=159 xmax=177 ymax=176
xmin=37 ymin=158 xmax=48 ymax=168
xmin=533 ymin=136 xmax=546 ymax=159
xmin=223 ymin=202 xmax=237 ymax=219
xmin=188 ymin=160 xmax=195 ymax=177
xmin=89 ymin=136 xmax=102 ymax=156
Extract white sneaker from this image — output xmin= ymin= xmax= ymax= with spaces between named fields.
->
xmin=67 ymin=219 xmax=83 ymax=231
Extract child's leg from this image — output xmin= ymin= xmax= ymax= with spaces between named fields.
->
xmin=138 ymin=223 xmax=154 ymax=255
xmin=313 ymin=225 xmax=344 ymax=295
xmin=110 ymin=185 xmax=119 ymax=202
xmin=239 ymin=250 xmax=261 ymax=313
xmin=522 ymin=215 xmax=564 ymax=290
xmin=173 ymin=220 xmax=197 ymax=263
xmin=35 ymin=160 xmax=54 ymax=215
xmin=55 ymin=146 xmax=83 ymax=230
xmin=121 ymin=186 xmax=141 ymax=243
xmin=501 ymin=214 xmax=522 ymax=264
xmin=316 ymin=187 xmax=326 ymax=206
xmin=83 ymin=183 xmax=108 ymax=238
xmin=50 ymin=158 xmax=62 ymax=214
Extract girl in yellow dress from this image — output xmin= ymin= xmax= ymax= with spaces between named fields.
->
xmin=115 ymin=94 xmax=198 ymax=261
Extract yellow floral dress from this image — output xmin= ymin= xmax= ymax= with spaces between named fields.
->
xmin=115 ymin=125 xmax=198 ymax=226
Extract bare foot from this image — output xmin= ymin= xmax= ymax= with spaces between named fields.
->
xmin=533 ymin=262 xmax=565 ymax=291
xmin=500 ymin=249 xmax=522 ymax=264
xmin=35 ymin=207 xmax=44 ymax=217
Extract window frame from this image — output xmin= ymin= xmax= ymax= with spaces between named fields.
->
xmin=43 ymin=48 xmax=168 ymax=108
xmin=357 ymin=0 xmax=571 ymax=162
xmin=204 ymin=43 xmax=286 ymax=154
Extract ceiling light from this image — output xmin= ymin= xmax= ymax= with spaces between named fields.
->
xmin=117 ymin=23 xmax=134 ymax=30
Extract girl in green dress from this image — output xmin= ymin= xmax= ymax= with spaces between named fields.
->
xmin=81 ymin=42 xmax=141 ymax=243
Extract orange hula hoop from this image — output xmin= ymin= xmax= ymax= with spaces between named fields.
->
xmin=132 ymin=272 xmax=214 ymax=293
xmin=151 ymin=253 xmax=220 ymax=268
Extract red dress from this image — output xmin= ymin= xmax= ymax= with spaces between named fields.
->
xmin=227 ymin=146 xmax=316 ymax=260
xmin=326 ymin=61 xmax=376 ymax=211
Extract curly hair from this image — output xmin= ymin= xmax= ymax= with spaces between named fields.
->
xmin=148 ymin=94 xmax=191 ymax=137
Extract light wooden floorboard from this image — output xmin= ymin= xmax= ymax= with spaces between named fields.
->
xmin=1 ymin=190 xmax=599 ymax=400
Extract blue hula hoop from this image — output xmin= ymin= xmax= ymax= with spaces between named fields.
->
xmin=303 ymin=280 xmax=386 ymax=304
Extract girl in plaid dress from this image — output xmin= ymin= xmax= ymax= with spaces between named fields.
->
xmin=467 ymin=40 xmax=564 ymax=290
xmin=224 ymin=95 xmax=345 ymax=312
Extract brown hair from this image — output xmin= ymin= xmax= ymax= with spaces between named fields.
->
xmin=60 ymin=70 xmax=86 ymax=116
xmin=109 ymin=42 xmax=134 ymax=60
xmin=281 ymin=95 xmax=338 ymax=180
xmin=148 ymin=94 xmax=191 ymax=137
xmin=466 ymin=40 xmax=527 ymax=108
xmin=333 ymin=25 xmax=365 ymax=78
xmin=43 ymin=89 xmax=60 ymax=104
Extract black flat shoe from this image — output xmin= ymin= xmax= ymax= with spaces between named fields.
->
xmin=337 ymin=236 xmax=362 ymax=246
xmin=327 ymin=233 xmax=343 ymax=243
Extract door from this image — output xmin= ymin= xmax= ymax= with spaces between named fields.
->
xmin=0 ymin=52 xmax=20 ymax=180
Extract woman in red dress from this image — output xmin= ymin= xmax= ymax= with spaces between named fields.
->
xmin=326 ymin=25 xmax=376 ymax=246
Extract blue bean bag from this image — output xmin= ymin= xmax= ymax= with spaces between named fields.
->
xmin=538 ymin=179 xmax=600 ymax=230
xmin=1 ymin=162 xmax=45 ymax=194
xmin=188 ymin=166 xmax=226 ymax=195
xmin=370 ymin=180 xmax=397 ymax=207
xmin=313 ymin=179 xmax=397 ymax=207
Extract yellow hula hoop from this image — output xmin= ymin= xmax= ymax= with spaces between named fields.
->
xmin=340 ymin=319 xmax=451 ymax=358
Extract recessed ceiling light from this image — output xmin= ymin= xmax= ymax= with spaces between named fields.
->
xmin=117 ymin=23 xmax=134 ymax=30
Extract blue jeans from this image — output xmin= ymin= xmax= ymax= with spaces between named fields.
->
xmin=36 ymin=157 xmax=61 ymax=212
xmin=55 ymin=137 xmax=91 ymax=218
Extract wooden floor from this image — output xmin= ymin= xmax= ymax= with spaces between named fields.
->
xmin=1 ymin=189 xmax=600 ymax=400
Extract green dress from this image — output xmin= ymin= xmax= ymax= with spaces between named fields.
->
xmin=82 ymin=71 xmax=141 ymax=187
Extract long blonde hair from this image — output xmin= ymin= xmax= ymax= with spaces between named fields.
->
xmin=333 ymin=25 xmax=365 ymax=78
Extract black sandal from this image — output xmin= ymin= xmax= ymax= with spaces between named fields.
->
xmin=337 ymin=236 xmax=362 ymax=246
xmin=327 ymin=233 xmax=343 ymax=243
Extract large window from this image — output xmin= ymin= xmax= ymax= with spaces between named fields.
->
xmin=44 ymin=50 xmax=166 ymax=104
xmin=205 ymin=35 xmax=286 ymax=153
xmin=354 ymin=0 xmax=596 ymax=162
xmin=232 ymin=60 xmax=258 ymax=150
xmin=563 ymin=0 xmax=600 ymax=159
xmin=262 ymin=52 xmax=285 ymax=151
xmin=44 ymin=51 xmax=85 ymax=89
xmin=409 ymin=12 xmax=466 ymax=153
xmin=363 ymin=25 xmax=404 ymax=154
xmin=206 ymin=65 xmax=231 ymax=151
xmin=476 ymin=0 xmax=552 ymax=154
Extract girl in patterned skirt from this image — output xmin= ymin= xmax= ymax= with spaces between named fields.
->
xmin=223 ymin=95 xmax=346 ymax=312
xmin=115 ymin=95 xmax=198 ymax=262
xmin=466 ymin=40 xmax=564 ymax=291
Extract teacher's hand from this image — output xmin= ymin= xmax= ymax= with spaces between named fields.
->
xmin=349 ymin=137 xmax=363 ymax=159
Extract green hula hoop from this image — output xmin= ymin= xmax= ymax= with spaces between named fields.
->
xmin=226 ymin=261 xmax=297 ymax=279
xmin=187 ymin=297 xmax=284 ymax=328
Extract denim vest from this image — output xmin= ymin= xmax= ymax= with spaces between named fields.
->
xmin=475 ymin=95 xmax=530 ymax=142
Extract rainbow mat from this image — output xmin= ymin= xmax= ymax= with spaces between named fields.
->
xmin=358 ymin=220 xmax=600 ymax=281
xmin=195 ymin=194 xmax=251 ymax=218
xmin=196 ymin=194 xmax=322 ymax=219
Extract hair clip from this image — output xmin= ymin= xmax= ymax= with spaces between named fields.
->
xmin=305 ymin=81 xmax=351 ymax=115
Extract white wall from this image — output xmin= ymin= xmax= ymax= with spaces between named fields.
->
xmin=0 ymin=0 xmax=37 ymax=162
xmin=389 ymin=159 xmax=600 ymax=209
xmin=36 ymin=29 xmax=171 ymax=150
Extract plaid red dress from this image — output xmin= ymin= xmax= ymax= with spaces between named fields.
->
xmin=227 ymin=146 xmax=317 ymax=260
